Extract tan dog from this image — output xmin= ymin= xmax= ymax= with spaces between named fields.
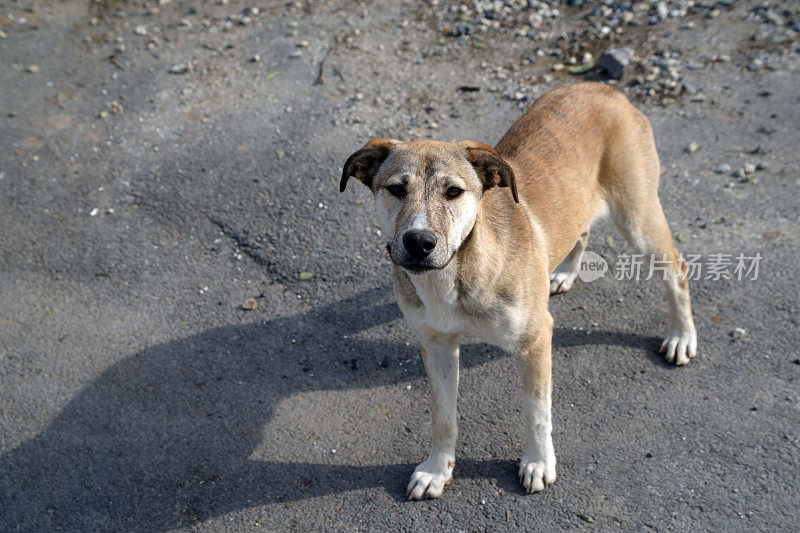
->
xmin=340 ymin=82 xmax=697 ymax=499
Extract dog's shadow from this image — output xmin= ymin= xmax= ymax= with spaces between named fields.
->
xmin=0 ymin=286 xmax=660 ymax=530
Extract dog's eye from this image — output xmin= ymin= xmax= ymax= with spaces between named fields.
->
xmin=386 ymin=184 xmax=406 ymax=198
xmin=445 ymin=187 xmax=463 ymax=200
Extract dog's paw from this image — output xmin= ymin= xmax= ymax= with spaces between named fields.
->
xmin=518 ymin=455 xmax=556 ymax=494
xmin=660 ymin=329 xmax=697 ymax=365
xmin=406 ymin=458 xmax=454 ymax=500
xmin=549 ymin=270 xmax=579 ymax=294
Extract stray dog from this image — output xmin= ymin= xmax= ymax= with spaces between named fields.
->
xmin=339 ymin=82 xmax=697 ymax=499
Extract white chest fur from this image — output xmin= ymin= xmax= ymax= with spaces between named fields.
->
xmin=405 ymin=264 xmax=472 ymax=335
xmin=402 ymin=263 xmax=526 ymax=352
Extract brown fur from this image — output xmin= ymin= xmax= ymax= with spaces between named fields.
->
xmin=340 ymin=82 xmax=698 ymax=500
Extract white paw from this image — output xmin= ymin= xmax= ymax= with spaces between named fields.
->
xmin=406 ymin=458 xmax=454 ymax=500
xmin=660 ymin=329 xmax=698 ymax=365
xmin=518 ymin=454 xmax=556 ymax=493
xmin=549 ymin=270 xmax=579 ymax=294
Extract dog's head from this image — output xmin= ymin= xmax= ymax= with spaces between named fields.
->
xmin=341 ymin=139 xmax=518 ymax=274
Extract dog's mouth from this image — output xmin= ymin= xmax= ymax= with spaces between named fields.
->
xmin=386 ymin=242 xmax=451 ymax=274
xmin=402 ymin=264 xmax=436 ymax=274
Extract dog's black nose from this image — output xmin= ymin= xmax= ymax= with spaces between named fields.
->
xmin=403 ymin=230 xmax=437 ymax=259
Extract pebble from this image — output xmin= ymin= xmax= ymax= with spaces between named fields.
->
xmin=656 ymin=2 xmax=669 ymax=21
xmin=743 ymin=163 xmax=756 ymax=174
xmin=26 ymin=64 xmax=40 ymax=73
xmin=597 ymin=48 xmax=633 ymax=79
xmin=730 ymin=327 xmax=746 ymax=340
xmin=686 ymin=142 xmax=699 ymax=154
xmin=134 ymin=24 xmax=148 ymax=36
xmin=242 ymin=298 xmax=258 ymax=311
xmin=168 ymin=63 xmax=192 ymax=74
xmin=715 ymin=164 xmax=731 ymax=174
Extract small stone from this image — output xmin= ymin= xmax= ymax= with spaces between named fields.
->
xmin=756 ymin=162 xmax=768 ymax=171
xmin=735 ymin=168 xmax=747 ymax=179
xmin=656 ymin=2 xmax=668 ymax=20
xmin=581 ymin=52 xmax=593 ymax=64
xmin=730 ymin=327 xmax=746 ymax=340
xmin=743 ymin=163 xmax=756 ymax=174
xmin=134 ymin=25 xmax=147 ymax=36
xmin=26 ymin=64 xmax=40 ymax=73
xmin=168 ymin=63 xmax=191 ymax=74
xmin=249 ymin=54 xmax=260 ymax=63
xmin=288 ymin=50 xmax=303 ymax=58
xmin=448 ymin=23 xmax=471 ymax=37
xmin=686 ymin=142 xmax=699 ymax=154
xmin=597 ymin=47 xmax=634 ymax=79
xmin=242 ymin=298 xmax=258 ymax=311
xmin=551 ymin=63 xmax=565 ymax=71
xmin=715 ymin=164 xmax=731 ymax=174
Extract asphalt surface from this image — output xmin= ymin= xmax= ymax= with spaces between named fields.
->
xmin=1 ymin=1 xmax=799 ymax=531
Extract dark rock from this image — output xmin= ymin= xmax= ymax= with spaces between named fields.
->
xmin=448 ymin=23 xmax=471 ymax=37
xmin=598 ymin=47 xmax=634 ymax=79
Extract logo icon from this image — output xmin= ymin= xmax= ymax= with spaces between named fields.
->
xmin=578 ymin=251 xmax=608 ymax=283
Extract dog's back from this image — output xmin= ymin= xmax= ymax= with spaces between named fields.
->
xmin=493 ymin=82 xmax=660 ymax=272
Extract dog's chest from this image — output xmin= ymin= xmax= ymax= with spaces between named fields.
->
xmin=406 ymin=269 xmax=470 ymax=334
xmin=404 ymin=268 xmax=522 ymax=350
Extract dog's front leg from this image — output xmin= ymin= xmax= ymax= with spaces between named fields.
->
xmin=406 ymin=332 xmax=459 ymax=500
xmin=517 ymin=312 xmax=557 ymax=493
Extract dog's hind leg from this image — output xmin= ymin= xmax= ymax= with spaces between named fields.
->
xmin=611 ymin=200 xmax=697 ymax=364
xmin=604 ymin=113 xmax=697 ymax=365
xmin=549 ymin=229 xmax=590 ymax=294
xmin=407 ymin=331 xmax=459 ymax=500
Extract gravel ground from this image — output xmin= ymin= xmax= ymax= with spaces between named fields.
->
xmin=1 ymin=0 xmax=799 ymax=531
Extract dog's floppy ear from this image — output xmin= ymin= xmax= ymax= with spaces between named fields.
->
xmin=458 ymin=140 xmax=519 ymax=203
xmin=340 ymin=138 xmax=400 ymax=193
